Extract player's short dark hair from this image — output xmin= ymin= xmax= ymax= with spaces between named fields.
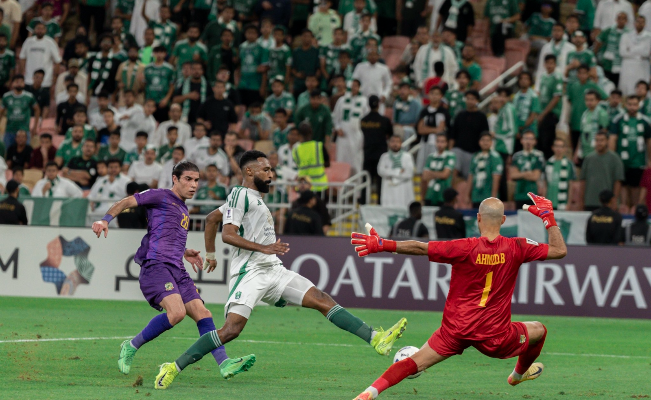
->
xmin=408 ymin=201 xmax=422 ymax=215
xmin=249 ymin=101 xmax=262 ymax=109
xmin=599 ymin=189 xmax=614 ymax=205
xmin=429 ymin=86 xmax=444 ymax=96
xmin=627 ymin=95 xmax=640 ymax=102
xmin=109 ymin=130 xmax=121 ymax=137
xmin=244 ymin=24 xmax=258 ymax=34
xmin=153 ymin=45 xmax=167 ymax=53
xmin=518 ymin=71 xmax=533 ymax=82
xmin=309 ymin=89 xmax=321 ymax=98
xmin=173 ymin=145 xmax=185 ymax=155
xmin=497 ymin=87 xmax=511 ymax=97
xmin=239 ymin=150 xmax=267 ymax=170
xmin=610 ymin=89 xmax=623 ymax=97
xmin=456 ymin=70 xmax=471 ymax=80
xmin=479 ymin=131 xmax=492 ymax=140
xmin=136 ymin=131 xmax=149 ymax=139
xmin=442 ymin=27 xmax=456 ymax=35
xmin=221 ymin=28 xmax=234 ymax=37
xmin=577 ymin=64 xmax=590 ymax=72
xmin=172 ymin=161 xmax=200 ymax=180
xmin=585 ymin=89 xmax=600 ymax=100
xmin=206 ymin=163 xmax=219 ymax=170
xmin=73 ymin=107 xmax=86 ymax=115
xmin=103 ymin=108 xmax=115 ymax=115
xmin=106 ymin=158 xmax=122 ymax=167
xmin=45 ymin=161 xmax=59 ymax=170
xmin=194 ymin=122 xmax=206 ymax=131
xmin=41 ymin=133 xmax=52 ymax=141
xmin=553 ymin=22 xmax=565 ymax=30
xmin=566 ymin=14 xmax=580 ymax=22
xmin=126 ymin=181 xmax=140 ymax=195
xmin=465 ymin=90 xmax=480 ymax=101
xmin=167 ymin=125 xmax=178 ymax=133
xmin=187 ymin=22 xmax=201 ymax=31
xmin=12 ymin=74 xmax=25 ymax=82
xmin=544 ymin=54 xmax=557 ymax=63
xmin=33 ymin=69 xmax=45 ymax=76
xmin=636 ymin=80 xmax=649 ymax=90
xmin=275 ymin=108 xmax=287 ymax=116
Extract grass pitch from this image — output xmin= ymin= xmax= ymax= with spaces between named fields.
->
xmin=2 ymin=296 xmax=650 ymax=400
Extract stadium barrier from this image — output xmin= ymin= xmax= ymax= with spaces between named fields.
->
xmin=0 ymin=196 xmax=88 ymax=227
xmin=1 ymin=226 xmax=650 ymax=319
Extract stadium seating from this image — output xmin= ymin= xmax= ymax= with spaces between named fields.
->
xmin=39 ymin=118 xmax=57 ymax=135
xmin=504 ymin=39 xmax=530 ymax=72
xmin=381 ymin=36 xmax=410 ymax=71
xmin=254 ymin=140 xmax=275 ymax=154
xmin=325 ymin=161 xmax=351 ymax=184
xmin=478 ymin=57 xmax=506 ymax=92
xmin=52 ymin=135 xmax=65 ymax=149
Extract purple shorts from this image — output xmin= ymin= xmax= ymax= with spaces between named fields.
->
xmin=139 ymin=260 xmax=203 ymax=311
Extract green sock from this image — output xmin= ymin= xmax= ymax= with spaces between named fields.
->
xmin=175 ymin=330 xmax=222 ymax=371
xmin=326 ymin=305 xmax=373 ymax=343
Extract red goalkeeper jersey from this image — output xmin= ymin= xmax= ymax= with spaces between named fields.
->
xmin=428 ymin=236 xmax=549 ymax=341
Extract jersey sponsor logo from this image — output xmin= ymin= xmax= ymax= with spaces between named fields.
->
xmin=475 ymin=253 xmax=505 ymax=265
xmin=526 ymin=238 xmax=539 ymax=246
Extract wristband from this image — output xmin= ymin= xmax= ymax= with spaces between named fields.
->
xmin=102 ymin=214 xmax=114 ymax=224
xmin=543 ymin=213 xmax=557 ymax=230
xmin=381 ymin=238 xmax=397 ymax=253
xmin=205 ymin=252 xmax=216 ymax=260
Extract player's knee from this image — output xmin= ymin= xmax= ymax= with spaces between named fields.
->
xmin=167 ymin=309 xmax=187 ymax=326
xmin=527 ymin=321 xmax=547 ymax=344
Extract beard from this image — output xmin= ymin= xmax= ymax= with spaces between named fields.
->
xmin=254 ymin=177 xmax=271 ymax=193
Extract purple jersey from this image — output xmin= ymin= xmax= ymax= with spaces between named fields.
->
xmin=133 ymin=189 xmax=190 ymax=268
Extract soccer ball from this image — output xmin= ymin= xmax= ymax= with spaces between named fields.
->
xmin=393 ymin=346 xmax=423 ymax=379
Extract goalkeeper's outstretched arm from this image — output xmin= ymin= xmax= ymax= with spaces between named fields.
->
xmin=394 ymin=241 xmax=429 ymax=256
xmin=351 ymin=223 xmax=430 ymax=257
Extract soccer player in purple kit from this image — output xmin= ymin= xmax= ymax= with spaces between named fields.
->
xmin=91 ymin=161 xmax=256 ymax=379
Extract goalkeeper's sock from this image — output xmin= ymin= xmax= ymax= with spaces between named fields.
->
xmin=369 ymin=357 xmax=418 ymax=395
xmin=326 ymin=305 xmax=373 ymax=343
xmin=175 ymin=330 xmax=222 ymax=371
xmin=515 ymin=325 xmax=547 ymax=375
xmin=131 ymin=313 xmax=173 ymax=349
xmin=196 ymin=317 xmax=229 ymax=365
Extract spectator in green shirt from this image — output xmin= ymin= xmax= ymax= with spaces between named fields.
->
xmin=191 ymin=164 xmax=227 ymax=214
xmin=566 ymin=65 xmax=607 ymax=153
xmin=292 ymin=29 xmax=321 ymax=98
xmin=294 ymin=90 xmax=333 ymax=144
xmin=458 ymin=44 xmax=482 ymax=91
xmin=575 ymin=89 xmax=609 ymax=163
xmin=537 ymin=54 xmax=563 ymax=159
xmin=579 ymin=131 xmax=625 ymax=211
xmin=483 ymin=0 xmax=520 ymax=56
xmin=510 ymin=131 xmax=546 ymax=209
xmin=468 ymin=132 xmax=504 ymax=208
xmin=525 ymin=3 xmax=555 ymax=44
xmin=238 ymin=24 xmax=270 ymax=107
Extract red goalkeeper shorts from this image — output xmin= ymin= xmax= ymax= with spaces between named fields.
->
xmin=428 ymin=322 xmax=529 ymax=359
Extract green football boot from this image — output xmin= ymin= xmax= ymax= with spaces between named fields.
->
xmin=220 ymin=354 xmax=257 ymax=380
xmin=371 ymin=318 xmax=408 ymax=356
xmin=118 ymin=340 xmax=138 ymax=374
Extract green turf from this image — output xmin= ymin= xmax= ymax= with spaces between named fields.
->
xmin=2 ymin=296 xmax=650 ymax=400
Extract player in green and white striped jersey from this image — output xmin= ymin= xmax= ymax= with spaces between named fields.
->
xmin=154 ymin=151 xmax=408 ymax=389
xmin=545 ymin=138 xmax=576 ymax=210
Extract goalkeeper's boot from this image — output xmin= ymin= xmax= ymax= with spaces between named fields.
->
xmin=371 ymin=317 xmax=408 ymax=356
xmin=353 ymin=391 xmax=375 ymax=400
xmin=118 ymin=340 xmax=138 ymax=375
xmin=219 ymin=354 xmax=257 ymax=380
xmin=154 ymin=362 xmax=179 ymax=390
xmin=508 ymin=363 xmax=544 ymax=386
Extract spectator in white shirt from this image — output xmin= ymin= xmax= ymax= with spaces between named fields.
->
xmin=118 ymin=91 xmax=156 ymax=151
xmin=88 ymin=158 xmax=131 ymax=214
xmin=158 ymin=146 xmax=185 ymax=189
xmin=593 ymin=0 xmax=634 ymax=36
xmin=88 ymin=91 xmax=119 ymax=131
xmin=413 ymin=30 xmax=458 ymax=88
xmin=54 ymin=59 xmax=87 ymax=99
xmin=352 ymin=49 xmax=391 ymax=112
xmin=152 ymin=104 xmax=191 ymax=147
xmin=184 ymin=122 xmax=210 ymax=160
xmin=128 ymin=145 xmax=163 ymax=187
xmin=343 ymin=0 xmax=377 ymax=35
xmin=32 ymin=161 xmax=84 ymax=198
xmin=19 ymin=22 xmax=61 ymax=89
xmin=190 ymin=132 xmax=229 ymax=178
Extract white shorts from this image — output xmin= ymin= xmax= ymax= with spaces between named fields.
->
xmin=225 ymin=264 xmax=314 ymax=318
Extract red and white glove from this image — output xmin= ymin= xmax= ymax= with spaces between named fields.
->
xmin=350 ymin=223 xmax=397 ymax=257
xmin=523 ymin=192 xmax=557 ymax=229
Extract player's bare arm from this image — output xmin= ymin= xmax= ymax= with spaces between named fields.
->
xmin=91 ymin=195 xmax=138 ymax=238
xmin=222 ymin=224 xmax=290 ymax=256
xmin=203 ymin=209 xmax=223 ymax=273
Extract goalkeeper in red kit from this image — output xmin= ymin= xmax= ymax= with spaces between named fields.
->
xmin=350 ymin=194 xmax=568 ymax=400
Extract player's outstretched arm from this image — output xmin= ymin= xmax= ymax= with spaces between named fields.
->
xmin=351 ymin=223 xmax=429 ymax=257
xmin=91 ymin=195 xmax=138 ymax=238
xmin=222 ymin=224 xmax=290 ymax=256
xmin=203 ymin=209 xmax=223 ymax=273
xmin=523 ymin=192 xmax=567 ymax=260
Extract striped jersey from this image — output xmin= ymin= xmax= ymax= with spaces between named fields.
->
xmin=219 ymin=186 xmax=280 ymax=277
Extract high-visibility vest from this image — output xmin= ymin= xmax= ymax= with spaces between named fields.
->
xmin=292 ymin=140 xmax=328 ymax=190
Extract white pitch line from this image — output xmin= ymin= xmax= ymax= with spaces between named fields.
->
xmin=0 ymin=336 xmax=649 ymax=360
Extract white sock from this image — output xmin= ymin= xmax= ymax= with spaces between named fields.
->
xmin=129 ymin=339 xmax=139 ymax=350
xmin=174 ymin=362 xmax=181 ymax=372
xmin=511 ymin=369 xmax=523 ymax=380
xmin=370 ymin=331 xmax=378 ymax=341
xmin=365 ymin=386 xmax=379 ymax=399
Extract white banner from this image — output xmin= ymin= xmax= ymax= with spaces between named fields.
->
xmin=0 ymin=226 xmax=230 ymax=304
xmin=518 ymin=210 xmax=592 ymax=245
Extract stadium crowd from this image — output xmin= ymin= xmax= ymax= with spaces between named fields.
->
xmin=2 ymin=0 xmax=651 ymax=233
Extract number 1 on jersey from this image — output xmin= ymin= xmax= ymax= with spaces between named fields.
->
xmin=479 ymin=271 xmax=493 ymax=307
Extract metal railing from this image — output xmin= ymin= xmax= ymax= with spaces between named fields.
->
xmin=87 ymin=172 xmax=371 ymax=236
xmin=478 ymin=61 xmax=525 ymax=97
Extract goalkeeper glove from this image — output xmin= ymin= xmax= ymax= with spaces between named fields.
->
xmin=350 ymin=223 xmax=397 ymax=257
xmin=523 ymin=192 xmax=557 ymax=229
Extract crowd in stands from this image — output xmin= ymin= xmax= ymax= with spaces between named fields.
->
xmin=2 ymin=0 xmax=651 ymax=237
